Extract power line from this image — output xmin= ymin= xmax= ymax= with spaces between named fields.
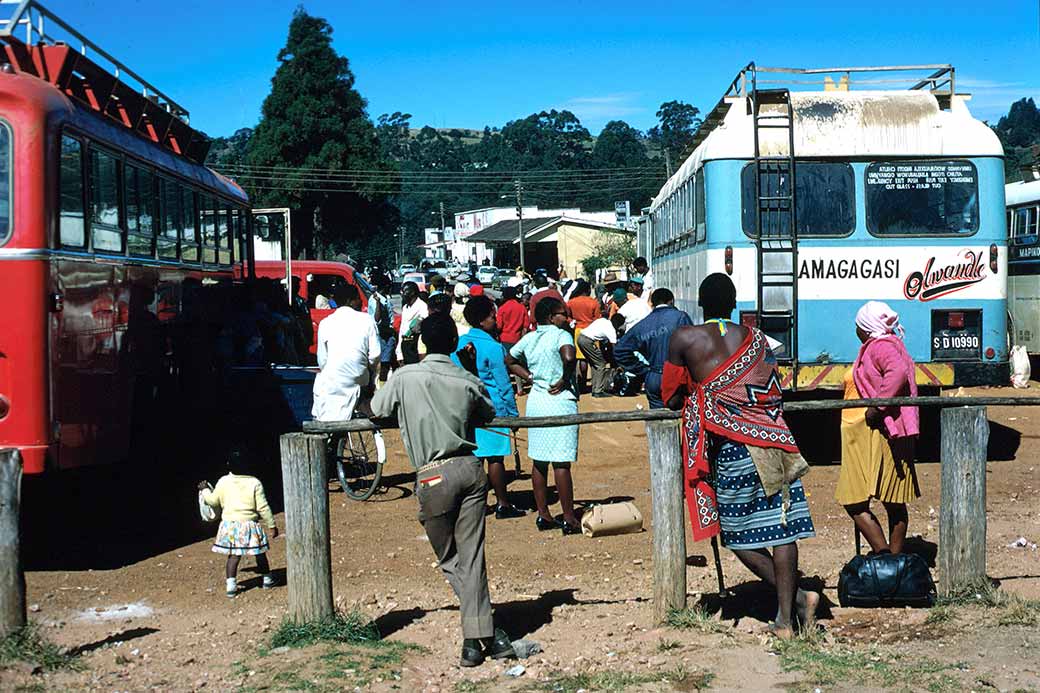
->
xmin=213 ymin=163 xmax=665 ymax=177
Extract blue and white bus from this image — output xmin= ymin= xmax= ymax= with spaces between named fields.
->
xmin=646 ymin=64 xmax=1008 ymax=390
xmin=1007 ymin=176 xmax=1040 ymax=353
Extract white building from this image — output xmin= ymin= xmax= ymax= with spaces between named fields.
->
xmin=451 ymin=206 xmax=616 ymax=265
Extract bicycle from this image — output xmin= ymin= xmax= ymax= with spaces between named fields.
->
xmin=330 ymin=411 xmax=386 ymax=501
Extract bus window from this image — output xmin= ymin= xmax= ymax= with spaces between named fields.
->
xmin=866 ymin=160 xmax=979 ymax=236
xmin=217 ymin=205 xmax=232 ymax=265
xmin=158 ymin=179 xmax=179 ymax=259
xmin=1014 ymin=207 xmax=1037 ymax=239
xmin=59 ymin=135 xmax=85 ymax=247
xmin=200 ymin=195 xmax=217 ymax=264
xmin=89 ymin=148 xmax=122 ymax=252
xmin=0 ymin=121 xmax=9 ymax=243
xmin=741 ymin=162 xmax=855 ymax=236
xmin=125 ymin=164 xmax=155 ymax=257
xmin=181 ymin=188 xmax=199 ymax=262
xmin=695 ymin=173 xmax=706 ymax=242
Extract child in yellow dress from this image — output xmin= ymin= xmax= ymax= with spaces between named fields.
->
xmin=198 ymin=450 xmax=279 ymax=597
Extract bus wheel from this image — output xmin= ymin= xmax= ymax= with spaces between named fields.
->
xmin=333 ymin=429 xmax=386 ymax=501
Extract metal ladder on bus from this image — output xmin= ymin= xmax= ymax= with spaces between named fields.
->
xmin=751 ymin=88 xmax=798 ymax=371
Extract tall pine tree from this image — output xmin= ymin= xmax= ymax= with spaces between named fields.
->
xmin=247 ymin=7 xmax=393 ymax=258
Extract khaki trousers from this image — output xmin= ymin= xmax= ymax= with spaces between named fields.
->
xmin=578 ymin=334 xmax=612 ymax=395
xmin=416 ymin=456 xmax=494 ymax=639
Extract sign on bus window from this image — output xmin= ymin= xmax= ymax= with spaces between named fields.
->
xmin=60 ymin=135 xmax=85 ymax=248
xmin=866 ymin=160 xmax=979 ymax=236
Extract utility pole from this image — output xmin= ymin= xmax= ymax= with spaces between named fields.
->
xmin=514 ymin=178 xmax=525 ymax=271
xmin=439 ymin=201 xmax=446 ymax=261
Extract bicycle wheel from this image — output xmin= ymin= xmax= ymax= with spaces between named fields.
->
xmin=334 ymin=429 xmax=386 ymax=501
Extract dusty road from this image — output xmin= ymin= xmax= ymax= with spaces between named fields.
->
xmin=3 ymin=385 xmax=1040 ymax=692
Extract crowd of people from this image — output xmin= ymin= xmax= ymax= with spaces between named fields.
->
xmin=200 ymin=257 xmax=923 ymax=662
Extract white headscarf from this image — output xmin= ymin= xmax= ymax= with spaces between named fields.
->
xmin=453 ymin=283 xmax=470 ymax=299
xmin=855 ymin=301 xmax=904 ymax=339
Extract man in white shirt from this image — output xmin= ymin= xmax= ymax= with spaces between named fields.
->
xmin=614 ymin=287 xmax=651 ymax=333
xmin=632 ymin=257 xmax=655 ymax=302
xmin=397 ymin=281 xmax=429 ymax=364
xmin=312 ymin=284 xmax=381 ymax=422
xmin=577 ymin=314 xmax=625 ymax=397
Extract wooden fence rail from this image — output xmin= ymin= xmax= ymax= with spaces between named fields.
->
xmin=275 ymin=396 xmax=1035 ymax=623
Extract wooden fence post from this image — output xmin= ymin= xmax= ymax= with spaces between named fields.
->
xmin=0 ymin=449 xmax=25 ymax=638
xmin=280 ymin=433 xmax=334 ymax=623
xmin=646 ymin=419 xmax=686 ymax=623
xmin=939 ymin=406 xmax=988 ymax=596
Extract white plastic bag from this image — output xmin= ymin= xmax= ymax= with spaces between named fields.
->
xmin=1011 ymin=344 xmax=1031 ymax=389
xmin=198 ymin=484 xmax=218 ymax=522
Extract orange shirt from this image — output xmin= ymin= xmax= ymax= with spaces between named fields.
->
xmin=842 ymin=368 xmax=867 ymax=424
xmin=567 ymin=296 xmax=601 ymax=329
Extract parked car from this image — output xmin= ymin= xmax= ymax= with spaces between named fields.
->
xmin=254 ymin=260 xmax=369 ymax=359
xmin=491 ymin=269 xmax=515 ymax=291
xmin=401 ymin=271 xmax=428 ymax=293
xmin=476 ymin=265 xmax=498 ymax=285
xmin=396 ymin=263 xmax=416 ymax=280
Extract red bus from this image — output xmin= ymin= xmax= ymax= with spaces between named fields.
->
xmin=0 ymin=3 xmax=252 ymax=473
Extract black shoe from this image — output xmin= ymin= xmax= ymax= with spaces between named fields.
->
xmin=482 ymin=628 xmax=517 ymax=660
xmin=495 ymin=504 xmax=526 ymax=520
xmin=536 ymin=515 xmax=561 ymax=531
xmin=460 ymin=639 xmax=485 ymax=667
xmin=562 ymin=521 xmax=582 ymax=536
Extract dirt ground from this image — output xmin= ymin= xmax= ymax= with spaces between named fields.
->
xmin=3 ymin=384 xmax=1040 ymax=692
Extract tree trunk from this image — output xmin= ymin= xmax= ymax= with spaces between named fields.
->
xmin=279 ymin=433 xmax=334 ymax=623
xmin=646 ymin=420 xmax=686 ymax=623
xmin=939 ymin=406 xmax=988 ymax=595
xmin=0 ymin=449 xmax=25 ymax=638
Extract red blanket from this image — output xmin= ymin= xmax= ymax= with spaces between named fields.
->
xmin=661 ymin=328 xmax=798 ymax=542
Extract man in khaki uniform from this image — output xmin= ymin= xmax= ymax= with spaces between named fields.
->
xmin=371 ymin=313 xmax=516 ymax=667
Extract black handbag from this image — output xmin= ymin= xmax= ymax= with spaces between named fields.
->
xmin=837 ymin=552 xmax=936 ymax=608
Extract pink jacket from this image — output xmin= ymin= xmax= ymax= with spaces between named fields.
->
xmin=852 ymin=336 xmax=919 ymax=439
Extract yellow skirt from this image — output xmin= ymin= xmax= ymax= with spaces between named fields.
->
xmin=836 ymin=418 xmax=920 ymax=506
xmin=574 ymin=328 xmax=585 ymax=360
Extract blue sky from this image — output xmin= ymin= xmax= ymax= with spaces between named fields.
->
xmin=47 ymin=0 xmax=1040 ymax=138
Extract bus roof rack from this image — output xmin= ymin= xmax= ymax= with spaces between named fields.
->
xmin=0 ymin=0 xmax=211 ymax=163
xmin=687 ymin=62 xmax=957 ymax=161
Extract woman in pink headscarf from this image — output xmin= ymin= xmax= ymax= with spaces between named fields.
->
xmin=835 ymin=301 xmax=920 ymax=554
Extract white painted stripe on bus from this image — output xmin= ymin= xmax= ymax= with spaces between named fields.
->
xmin=653 ymin=246 xmax=1006 ymax=302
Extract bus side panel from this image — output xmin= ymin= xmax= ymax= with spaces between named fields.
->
xmin=0 ymin=260 xmax=50 ymax=473
xmin=53 ymin=258 xmax=133 ymax=469
xmin=1009 ymin=273 xmax=1040 ymax=353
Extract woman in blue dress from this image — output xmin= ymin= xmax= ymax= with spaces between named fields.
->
xmin=452 ymin=295 xmax=526 ymax=519
xmin=506 ymin=296 xmax=581 ymax=535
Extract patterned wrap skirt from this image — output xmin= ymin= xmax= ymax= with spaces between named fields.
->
xmin=213 ymin=519 xmax=270 ymax=556
xmin=713 ymin=439 xmax=815 ymax=550
xmin=525 ymin=389 xmax=579 ymax=463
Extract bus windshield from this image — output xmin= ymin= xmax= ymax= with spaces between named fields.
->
xmin=0 ymin=121 xmax=10 ymax=243
xmin=866 ymin=161 xmax=979 ymax=236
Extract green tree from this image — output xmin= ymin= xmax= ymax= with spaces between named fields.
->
xmin=591 ymin=120 xmax=664 ymax=210
xmin=993 ymin=98 xmax=1040 ymax=182
xmin=648 ymin=100 xmax=701 ymax=176
xmin=375 ymin=111 xmax=413 ymax=162
xmin=206 ymin=127 xmax=253 ymax=168
xmin=246 ymin=7 xmax=391 ymax=259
